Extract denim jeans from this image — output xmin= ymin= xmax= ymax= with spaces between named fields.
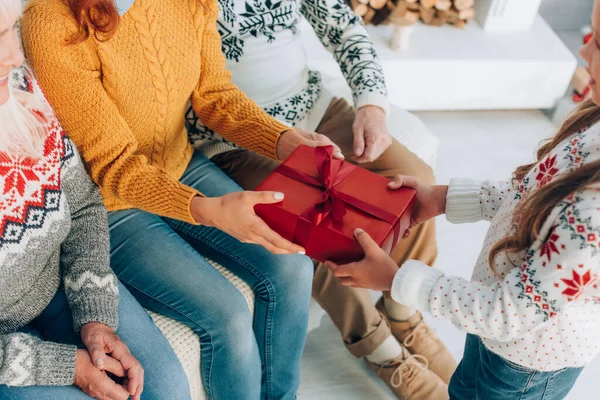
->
xmin=449 ymin=334 xmax=583 ymax=400
xmin=108 ymin=152 xmax=314 ymax=400
xmin=0 ymin=282 xmax=190 ymax=400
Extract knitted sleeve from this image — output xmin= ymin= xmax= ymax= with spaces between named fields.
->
xmin=189 ymin=0 xmax=290 ymax=160
xmin=391 ymin=190 xmax=600 ymax=342
xmin=0 ymin=333 xmax=76 ymax=386
xmin=20 ymin=2 xmax=202 ymax=224
xmin=59 ymin=137 xmax=119 ymax=332
xmin=445 ymin=178 xmax=513 ymax=224
xmin=300 ymin=0 xmax=388 ymax=114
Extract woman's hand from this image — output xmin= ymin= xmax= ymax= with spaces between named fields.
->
xmin=74 ymin=349 xmax=129 ymax=400
xmin=388 ymin=175 xmax=448 ymax=238
xmin=352 ymin=106 xmax=392 ymax=163
xmin=276 ymin=128 xmax=344 ymax=160
xmin=190 ymin=192 xmax=306 ymax=255
xmin=81 ymin=322 xmax=144 ymax=400
xmin=326 ymin=229 xmax=398 ymax=291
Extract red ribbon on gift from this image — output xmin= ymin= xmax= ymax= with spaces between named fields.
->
xmin=276 ymin=146 xmax=401 ymax=248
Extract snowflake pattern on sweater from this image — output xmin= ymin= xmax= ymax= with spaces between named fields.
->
xmin=187 ymin=0 xmax=387 ymax=150
xmin=392 ymin=125 xmax=600 ymax=371
xmin=0 ymin=70 xmax=118 ymax=387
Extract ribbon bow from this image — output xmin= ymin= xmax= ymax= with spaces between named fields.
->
xmin=277 ymin=145 xmax=398 ymax=230
xmin=277 ymin=146 xmax=354 ymax=225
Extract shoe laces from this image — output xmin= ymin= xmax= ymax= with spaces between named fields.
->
xmin=402 ymin=320 xmax=434 ymax=348
xmin=376 ymin=352 xmax=429 ymax=389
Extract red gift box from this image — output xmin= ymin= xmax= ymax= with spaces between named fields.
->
xmin=254 ymin=145 xmax=416 ymax=263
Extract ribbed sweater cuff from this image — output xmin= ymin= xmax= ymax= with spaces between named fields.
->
xmin=391 ymin=260 xmax=444 ymax=313
xmin=169 ymin=184 xmax=203 ymax=224
xmin=34 ymin=342 xmax=77 ymax=386
xmin=446 ymin=178 xmax=484 ymax=224
xmin=260 ymin=121 xmax=288 ymax=160
xmin=72 ymin=297 xmax=119 ymax=333
xmin=355 ymin=93 xmax=390 ymax=118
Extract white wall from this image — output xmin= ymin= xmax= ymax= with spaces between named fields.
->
xmin=539 ymin=0 xmax=593 ymax=31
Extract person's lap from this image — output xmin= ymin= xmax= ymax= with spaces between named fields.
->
xmin=108 ymin=152 xmax=313 ymax=399
xmin=210 ymin=97 xmax=438 ymax=357
xmin=449 ymin=334 xmax=583 ymax=400
xmin=0 ymin=282 xmax=190 ymax=400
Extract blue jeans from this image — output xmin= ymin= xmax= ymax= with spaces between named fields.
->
xmin=108 ymin=152 xmax=314 ymax=400
xmin=449 ymin=334 xmax=583 ymax=400
xmin=0 ymin=282 xmax=190 ymax=400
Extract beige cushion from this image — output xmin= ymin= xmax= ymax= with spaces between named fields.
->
xmin=147 ymin=259 xmax=255 ymax=400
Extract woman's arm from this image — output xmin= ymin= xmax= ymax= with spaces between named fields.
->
xmin=59 ymin=137 xmax=119 ymax=332
xmin=189 ymin=0 xmax=291 ymax=160
xmin=0 ymin=333 xmax=76 ymax=386
xmin=393 ymin=192 xmax=600 ymax=342
xmin=21 ymin=3 xmax=201 ymax=224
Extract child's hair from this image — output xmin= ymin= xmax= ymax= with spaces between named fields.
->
xmin=489 ymin=99 xmax=600 ymax=271
xmin=0 ymin=0 xmax=49 ymax=158
xmin=67 ymin=0 xmax=120 ymax=43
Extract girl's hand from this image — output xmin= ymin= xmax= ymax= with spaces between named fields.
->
xmin=276 ymin=128 xmax=344 ymax=161
xmin=388 ymin=175 xmax=448 ymax=238
xmin=326 ymin=228 xmax=399 ymax=291
xmin=190 ymin=192 xmax=306 ymax=255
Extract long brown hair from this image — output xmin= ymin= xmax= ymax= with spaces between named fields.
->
xmin=489 ymin=99 xmax=600 ymax=272
xmin=67 ymin=0 xmax=120 ymax=43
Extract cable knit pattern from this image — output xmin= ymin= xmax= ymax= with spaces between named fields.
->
xmin=0 ymin=70 xmax=118 ymax=386
xmin=21 ymin=0 xmax=289 ymax=224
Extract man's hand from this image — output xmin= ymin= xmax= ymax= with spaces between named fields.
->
xmin=276 ymin=128 xmax=343 ymax=160
xmin=326 ymin=228 xmax=399 ymax=291
xmin=74 ymin=349 xmax=129 ymax=400
xmin=352 ymin=106 xmax=392 ymax=163
xmin=81 ymin=322 xmax=144 ymax=400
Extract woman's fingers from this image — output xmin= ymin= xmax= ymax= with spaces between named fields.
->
xmin=249 ymin=191 xmax=285 ymax=205
xmin=84 ymin=336 xmax=107 ymax=370
xmin=103 ymin=356 xmax=126 ymax=378
xmin=108 ymin=340 xmax=144 ymax=399
xmin=95 ymin=375 xmax=130 ymax=400
xmin=251 ymin=218 xmax=305 ymax=254
xmin=307 ymin=133 xmax=344 ymax=160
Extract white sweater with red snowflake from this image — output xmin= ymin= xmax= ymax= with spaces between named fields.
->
xmin=392 ymin=124 xmax=600 ymax=371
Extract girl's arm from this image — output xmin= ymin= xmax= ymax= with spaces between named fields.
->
xmin=392 ymin=191 xmax=600 ymax=342
xmin=189 ymin=0 xmax=290 ymax=160
xmin=446 ymin=178 xmax=514 ymax=224
xmin=0 ymin=333 xmax=76 ymax=386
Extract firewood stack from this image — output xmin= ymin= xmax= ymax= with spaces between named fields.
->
xmin=349 ymin=0 xmax=476 ymax=50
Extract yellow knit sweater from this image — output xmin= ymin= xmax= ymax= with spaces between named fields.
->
xmin=21 ymin=0 xmax=289 ymax=224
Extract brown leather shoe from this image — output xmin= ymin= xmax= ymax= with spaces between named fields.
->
xmin=366 ymin=347 xmax=449 ymax=400
xmin=376 ymin=298 xmax=457 ymax=384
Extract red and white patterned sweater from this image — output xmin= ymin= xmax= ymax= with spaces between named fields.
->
xmin=392 ymin=124 xmax=600 ymax=371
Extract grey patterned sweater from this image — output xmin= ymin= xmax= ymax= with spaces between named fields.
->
xmin=186 ymin=0 xmax=388 ymax=157
xmin=0 ymin=70 xmax=119 ymax=387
